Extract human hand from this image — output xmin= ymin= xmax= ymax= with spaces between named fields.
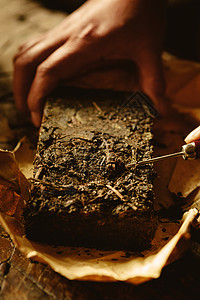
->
xmin=185 ymin=125 xmax=200 ymax=143
xmin=13 ymin=0 xmax=166 ymax=127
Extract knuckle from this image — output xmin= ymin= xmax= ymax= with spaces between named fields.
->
xmin=36 ymin=63 xmax=51 ymax=77
xmin=13 ymin=52 xmax=35 ymax=69
xmin=36 ymin=61 xmax=58 ymax=79
xmin=76 ymin=23 xmax=100 ymax=43
xmin=18 ymin=42 xmax=27 ymax=52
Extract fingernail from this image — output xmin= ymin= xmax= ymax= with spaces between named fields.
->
xmin=184 ymin=125 xmax=200 ymax=143
xmin=31 ymin=111 xmax=41 ymax=128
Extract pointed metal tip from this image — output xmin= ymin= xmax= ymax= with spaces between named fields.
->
xmin=126 ymin=161 xmax=137 ymax=168
xmin=137 ymin=160 xmax=151 ymax=166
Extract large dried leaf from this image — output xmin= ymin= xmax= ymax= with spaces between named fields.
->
xmin=14 ymin=137 xmax=36 ymax=179
xmin=0 ymin=149 xmax=29 ymax=219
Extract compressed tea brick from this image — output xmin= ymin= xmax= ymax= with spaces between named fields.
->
xmin=24 ymin=88 xmax=157 ymax=250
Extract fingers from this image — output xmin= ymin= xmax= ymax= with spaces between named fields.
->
xmin=13 ymin=59 xmax=35 ymax=114
xmin=17 ymin=35 xmax=45 ymax=54
xmin=184 ymin=125 xmax=200 ymax=143
xmin=27 ymin=39 xmax=99 ymax=127
xmin=13 ymin=37 xmax=66 ymax=115
xmin=28 ymin=71 xmax=58 ymax=127
xmin=136 ymin=49 xmax=166 ymax=115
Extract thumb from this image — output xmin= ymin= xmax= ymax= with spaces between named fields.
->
xmin=137 ymin=50 xmax=166 ymax=115
xmin=184 ymin=125 xmax=200 ymax=143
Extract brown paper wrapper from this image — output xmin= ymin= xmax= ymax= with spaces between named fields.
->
xmin=0 ymin=54 xmax=200 ymax=284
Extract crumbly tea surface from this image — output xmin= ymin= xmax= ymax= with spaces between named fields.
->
xmin=24 ymin=89 xmax=157 ymax=249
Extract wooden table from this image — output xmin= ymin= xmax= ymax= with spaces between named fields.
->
xmin=0 ymin=0 xmax=200 ymax=298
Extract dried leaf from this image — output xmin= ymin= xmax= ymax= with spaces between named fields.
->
xmin=0 ymin=149 xmax=30 ymax=219
xmin=0 ymin=177 xmax=20 ymax=216
xmin=169 ymin=158 xmax=200 ymax=198
xmin=14 ymin=137 xmax=35 ymax=179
